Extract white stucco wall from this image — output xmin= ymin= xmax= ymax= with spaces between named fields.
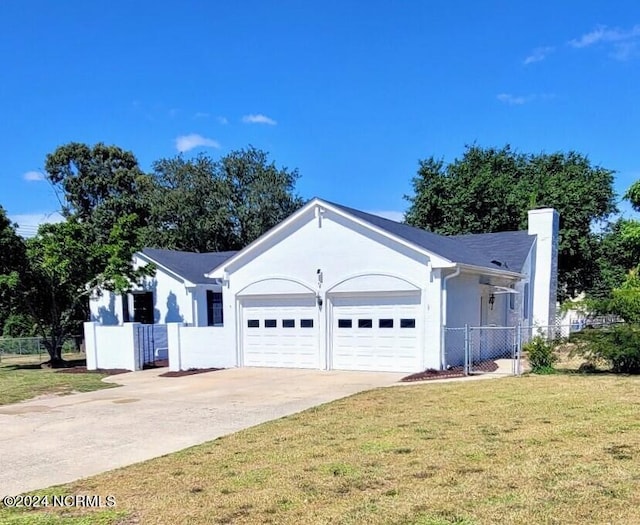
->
xmin=89 ymin=292 xmax=125 ymax=326
xmin=167 ymin=324 xmax=236 ymax=371
xmin=446 ymin=272 xmax=482 ymax=328
xmin=84 ymin=322 xmax=140 ymax=371
xmin=88 ymin=258 xmax=223 ymax=327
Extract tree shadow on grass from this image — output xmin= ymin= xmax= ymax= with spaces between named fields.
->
xmin=0 ymin=363 xmax=44 ymax=371
xmin=0 ymin=359 xmax=87 ymax=371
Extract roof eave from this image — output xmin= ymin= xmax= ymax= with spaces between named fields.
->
xmin=456 ymin=263 xmax=524 ymax=279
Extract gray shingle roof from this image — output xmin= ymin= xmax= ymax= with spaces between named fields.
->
xmin=453 ymin=231 xmax=534 ymax=273
xmin=326 ymin=201 xmax=534 ymax=273
xmin=141 ymin=248 xmax=238 ymax=285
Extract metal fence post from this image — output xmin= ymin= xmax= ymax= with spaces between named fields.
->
xmin=464 ymin=324 xmax=470 ymax=376
xmin=516 ymin=324 xmax=522 ymax=376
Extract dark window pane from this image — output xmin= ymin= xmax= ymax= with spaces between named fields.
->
xmin=358 ymin=319 xmax=373 ymax=328
xmin=265 ymin=319 xmax=277 ymax=328
xmin=133 ymin=292 xmax=154 ymax=324
xmin=400 ymin=318 xmax=416 ymax=328
xmin=207 ymin=291 xmax=224 ymax=326
xmin=379 ymin=319 xmax=394 ymax=328
xmin=301 ymin=319 xmax=314 ymax=328
xmin=282 ymin=319 xmax=295 ymax=328
xmin=247 ymin=319 xmax=259 ymax=328
xmin=338 ymin=319 xmax=352 ymax=328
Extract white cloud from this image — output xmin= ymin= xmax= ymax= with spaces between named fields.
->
xmin=569 ymin=25 xmax=640 ymax=47
xmin=367 ymin=210 xmax=405 ymax=223
xmin=23 ymin=170 xmax=45 ymax=182
xmin=175 ymin=133 xmax=221 ymax=153
xmin=497 ymin=93 xmax=530 ymax=105
xmin=193 ymin=112 xmax=210 ymax=119
xmin=569 ymin=25 xmax=640 ymax=59
xmin=242 ymin=113 xmax=277 ymax=125
xmin=523 ymin=46 xmax=554 ymax=65
xmin=9 ymin=212 xmax=64 ymax=238
xmin=217 ymin=116 xmax=229 ymax=125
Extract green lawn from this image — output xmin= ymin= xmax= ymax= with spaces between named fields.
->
xmin=2 ymin=374 xmax=639 ymax=524
xmin=0 ymin=356 xmax=116 ymax=406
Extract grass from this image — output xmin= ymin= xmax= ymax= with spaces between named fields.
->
xmin=0 ymin=353 xmax=116 ymax=406
xmin=2 ymin=374 xmax=640 ymax=524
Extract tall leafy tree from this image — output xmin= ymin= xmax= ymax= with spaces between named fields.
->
xmin=44 ymin=142 xmax=151 ymax=288
xmin=6 ymin=143 xmax=156 ymax=364
xmin=45 ymin=143 xmax=149 ymax=221
xmin=405 ymin=145 xmax=617 ymax=300
xmin=142 ymin=155 xmax=233 ymax=252
xmin=590 ymin=219 xmax=640 ymax=298
xmin=217 ymin=146 xmax=303 ymax=249
xmin=17 ymin=218 xmax=152 ymax=365
xmin=143 ymin=146 xmax=303 ymax=252
xmin=0 ymin=207 xmax=27 ymax=335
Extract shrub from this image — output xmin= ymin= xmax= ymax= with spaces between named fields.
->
xmin=569 ymin=324 xmax=640 ymax=374
xmin=523 ymin=335 xmax=558 ymax=374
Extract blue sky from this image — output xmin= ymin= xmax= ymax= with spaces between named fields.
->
xmin=2 ymin=1 xmax=640 ymax=236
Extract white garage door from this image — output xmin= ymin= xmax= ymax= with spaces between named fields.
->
xmin=241 ymin=296 xmax=320 ymax=368
xmin=331 ymin=293 xmax=422 ymax=373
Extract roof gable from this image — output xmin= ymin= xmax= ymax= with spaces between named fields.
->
xmin=141 ymin=248 xmax=238 ymax=285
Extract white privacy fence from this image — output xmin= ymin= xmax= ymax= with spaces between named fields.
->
xmin=84 ymin=322 xmax=234 ymax=372
xmin=167 ymin=324 xmax=234 ymax=371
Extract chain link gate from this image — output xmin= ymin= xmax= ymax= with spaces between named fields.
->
xmin=443 ymin=325 xmax=523 ymax=376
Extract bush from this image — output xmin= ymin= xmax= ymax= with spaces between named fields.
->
xmin=523 ymin=335 xmax=558 ymax=374
xmin=569 ymin=324 xmax=640 ymax=374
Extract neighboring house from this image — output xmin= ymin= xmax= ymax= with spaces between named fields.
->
xmin=88 ymin=198 xmax=558 ymax=373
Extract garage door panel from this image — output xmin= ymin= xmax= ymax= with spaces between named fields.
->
xmin=331 ymin=293 xmax=422 ymax=373
xmin=241 ymin=296 xmax=320 ymax=369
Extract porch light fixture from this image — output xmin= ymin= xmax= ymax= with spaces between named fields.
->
xmin=316 ymin=294 xmax=323 ymax=308
xmin=488 ymin=294 xmax=495 ymax=310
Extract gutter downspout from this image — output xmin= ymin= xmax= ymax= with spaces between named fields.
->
xmin=441 ymin=266 xmax=461 ymax=368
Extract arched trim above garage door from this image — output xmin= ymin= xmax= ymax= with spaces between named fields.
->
xmin=327 ymin=273 xmax=421 ymax=294
xmin=237 ymin=277 xmax=315 ymax=296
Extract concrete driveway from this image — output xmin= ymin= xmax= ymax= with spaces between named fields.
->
xmin=0 ymin=367 xmax=403 ymax=496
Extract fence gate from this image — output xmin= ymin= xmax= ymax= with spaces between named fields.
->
xmin=135 ymin=325 xmax=169 ymax=369
xmin=468 ymin=326 xmax=521 ymax=375
xmin=443 ymin=325 xmax=522 ymax=376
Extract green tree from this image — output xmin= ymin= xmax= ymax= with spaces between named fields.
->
xmin=45 ymin=143 xmax=149 ymax=222
xmin=142 ymin=155 xmax=232 ymax=252
xmin=143 ymin=146 xmax=303 ymax=252
xmin=405 ymin=145 xmax=617 ymax=300
xmin=44 ymin=142 xmax=152 ymax=288
xmin=8 ymin=143 xmax=157 ymax=365
xmin=217 ymin=146 xmax=303 ymax=249
xmin=0 ymin=207 xmax=27 ymax=335
xmin=17 ymin=219 xmax=151 ymax=365
xmin=590 ymin=219 xmax=640 ymax=298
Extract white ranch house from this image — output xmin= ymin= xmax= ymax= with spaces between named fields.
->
xmin=85 ymin=198 xmax=559 ymax=373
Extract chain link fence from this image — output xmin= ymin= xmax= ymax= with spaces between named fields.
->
xmin=0 ymin=336 xmax=84 ymax=365
xmin=442 ymin=323 xmax=615 ymax=376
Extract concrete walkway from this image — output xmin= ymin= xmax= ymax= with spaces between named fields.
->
xmin=0 ymin=367 xmax=404 ymax=496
